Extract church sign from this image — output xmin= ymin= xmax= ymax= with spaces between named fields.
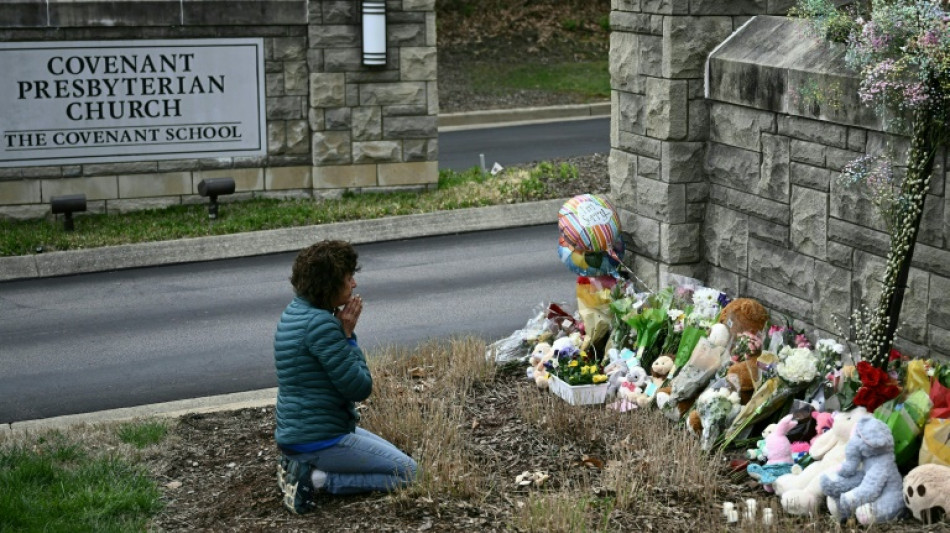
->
xmin=0 ymin=38 xmax=266 ymax=167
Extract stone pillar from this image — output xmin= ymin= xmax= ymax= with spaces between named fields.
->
xmin=608 ymin=0 xmax=794 ymax=290
xmin=308 ymin=0 xmax=438 ymax=192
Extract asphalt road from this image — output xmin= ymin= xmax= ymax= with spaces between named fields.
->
xmin=0 ymin=225 xmax=578 ymax=423
xmin=438 ymin=116 xmax=609 ymax=171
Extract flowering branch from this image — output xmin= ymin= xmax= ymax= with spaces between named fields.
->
xmin=797 ymin=0 xmax=950 ymax=368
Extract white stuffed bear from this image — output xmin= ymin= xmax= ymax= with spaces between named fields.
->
xmin=617 ymin=366 xmax=648 ymax=403
xmin=774 ymin=407 xmax=869 ymax=515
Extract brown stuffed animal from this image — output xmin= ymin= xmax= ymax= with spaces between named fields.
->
xmin=718 ymin=298 xmax=769 ymax=337
xmin=726 ymin=356 xmax=761 ymax=405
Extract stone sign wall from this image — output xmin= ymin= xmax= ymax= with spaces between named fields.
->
xmin=0 ymin=0 xmax=438 ymax=219
xmin=609 ymin=4 xmax=950 ymax=359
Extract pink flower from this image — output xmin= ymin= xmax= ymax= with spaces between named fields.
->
xmin=795 ymin=334 xmax=812 ymax=349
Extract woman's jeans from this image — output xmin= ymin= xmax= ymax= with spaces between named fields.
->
xmin=286 ymin=427 xmax=417 ymax=495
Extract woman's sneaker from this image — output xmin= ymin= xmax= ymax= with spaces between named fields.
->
xmin=277 ymin=455 xmax=316 ymax=514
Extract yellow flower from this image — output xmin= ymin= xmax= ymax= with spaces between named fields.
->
xmin=592 ymin=374 xmax=607 ymax=384
xmin=569 ymin=360 xmax=579 ymax=367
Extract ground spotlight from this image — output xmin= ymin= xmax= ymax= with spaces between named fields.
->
xmin=197 ymin=177 xmax=235 ymax=219
xmin=50 ymin=193 xmax=87 ymax=231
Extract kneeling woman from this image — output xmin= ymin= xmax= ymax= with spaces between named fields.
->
xmin=274 ymin=240 xmax=417 ymax=514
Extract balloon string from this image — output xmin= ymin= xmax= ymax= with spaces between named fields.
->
xmin=616 ymin=261 xmax=656 ymax=295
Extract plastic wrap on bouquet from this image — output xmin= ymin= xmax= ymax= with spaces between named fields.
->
xmin=657 ymin=323 xmax=730 ymax=421
xmin=874 ymin=391 xmax=932 ymax=466
xmin=920 ymin=419 xmax=950 ymax=466
xmin=720 ymin=376 xmax=805 ymax=451
xmin=576 ymin=276 xmax=615 ymax=354
xmin=673 ymin=326 xmax=705 ymax=369
xmin=931 ymin=379 xmax=950 ymax=419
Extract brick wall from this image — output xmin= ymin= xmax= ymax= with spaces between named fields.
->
xmin=0 ymin=0 xmax=438 ymax=219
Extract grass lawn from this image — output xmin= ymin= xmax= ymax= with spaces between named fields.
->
xmin=468 ymin=61 xmax=610 ymax=100
xmin=0 ymin=428 xmax=164 ymax=532
xmin=0 ymin=163 xmax=578 ymax=257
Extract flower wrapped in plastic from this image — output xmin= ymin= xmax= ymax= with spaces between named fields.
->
xmin=610 ymin=288 xmax=672 ymax=370
xmin=658 ymin=323 xmax=731 ymax=421
xmin=671 ymin=286 xmax=726 ymax=370
xmin=720 ymin=345 xmax=825 ymax=451
xmin=695 ymin=387 xmax=742 ymax=451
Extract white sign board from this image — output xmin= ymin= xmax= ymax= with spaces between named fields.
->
xmin=0 ymin=39 xmax=266 ymax=167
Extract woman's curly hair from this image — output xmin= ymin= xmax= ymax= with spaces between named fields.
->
xmin=291 ymin=240 xmax=359 ymax=310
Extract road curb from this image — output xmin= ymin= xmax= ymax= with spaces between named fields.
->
xmin=4 ymin=388 xmax=278 ymax=435
xmin=0 ymin=198 xmax=567 ymax=283
xmin=438 ymin=102 xmax=609 ymax=129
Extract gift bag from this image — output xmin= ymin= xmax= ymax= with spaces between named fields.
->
xmin=919 ymin=418 xmax=950 ymax=467
xmin=873 ymin=391 xmax=931 ymax=467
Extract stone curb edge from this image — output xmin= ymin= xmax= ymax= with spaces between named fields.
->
xmin=0 ymin=198 xmax=567 ymax=283
xmin=438 ymin=102 xmax=610 ymax=129
xmin=3 ymin=389 xmax=279 ymax=435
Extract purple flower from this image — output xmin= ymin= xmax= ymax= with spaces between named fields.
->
xmin=717 ymin=292 xmax=732 ymax=309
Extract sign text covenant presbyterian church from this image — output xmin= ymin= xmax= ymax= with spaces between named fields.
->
xmin=0 ymin=39 xmax=266 ymax=167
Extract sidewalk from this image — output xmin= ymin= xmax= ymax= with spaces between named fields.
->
xmin=1 ymin=103 xmax=609 ymax=434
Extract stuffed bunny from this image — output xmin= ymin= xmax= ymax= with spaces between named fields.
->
xmin=820 ymin=416 xmax=905 ymax=525
xmin=775 ymin=408 xmax=868 ymax=515
xmin=747 ymin=414 xmax=797 ymax=488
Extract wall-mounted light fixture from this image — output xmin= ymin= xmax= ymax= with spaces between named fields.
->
xmin=197 ymin=177 xmax=235 ymax=219
xmin=362 ymin=0 xmax=386 ymax=66
xmin=50 ymin=193 xmax=87 ymax=231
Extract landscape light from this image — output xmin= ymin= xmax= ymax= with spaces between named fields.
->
xmin=197 ymin=177 xmax=235 ymax=219
xmin=50 ymin=193 xmax=87 ymax=231
xmin=362 ymin=1 xmax=386 ymax=66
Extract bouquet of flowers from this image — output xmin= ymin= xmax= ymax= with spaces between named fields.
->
xmin=720 ymin=341 xmax=833 ymax=451
xmin=852 ymin=360 xmax=902 ymax=412
xmin=672 ymin=286 xmax=727 ymax=369
xmin=731 ymin=332 xmax=763 ymax=364
xmin=695 ymin=387 xmax=742 ymax=451
xmin=610 ymin=288 xmax=672 ymax=370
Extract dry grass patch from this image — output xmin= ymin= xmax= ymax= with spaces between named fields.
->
xmin=6 ymin=337 xmax=937 ymax=531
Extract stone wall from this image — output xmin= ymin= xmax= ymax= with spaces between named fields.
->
xmin=608 ymin=0 xmax=795 ymax=292
xmin=610 ymin=6 xmax=950 ymax=359
xmin=0 ymin=0 xmax=438 ymax=220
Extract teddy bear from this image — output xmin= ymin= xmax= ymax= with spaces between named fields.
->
xmin=820 ymin=416 xmax=905 ymax=525
xmin=717 ymin=297 xmax=769 ymax=338
xmin=775 ymin=408 xmax=869 ymax=516
xmin=637 ymin=355 xmax=674 ymax=407
xmin=903 ymin=463 xmax=950 ymax=524
xmin=657 ymin=323 xmax=730 ymax=420
xmin=747 ymin=414 xmax=797 ymax=489
xmin=617 ymin=366 xmax=648 ymax=403
xmin=724 ymin=356 xmax=760 ymax=405
xmin=526 ymin=342 xmax=555 ymax=388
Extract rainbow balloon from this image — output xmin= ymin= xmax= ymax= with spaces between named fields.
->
xmin=557 ymin=194 xmax=622 ymax=261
